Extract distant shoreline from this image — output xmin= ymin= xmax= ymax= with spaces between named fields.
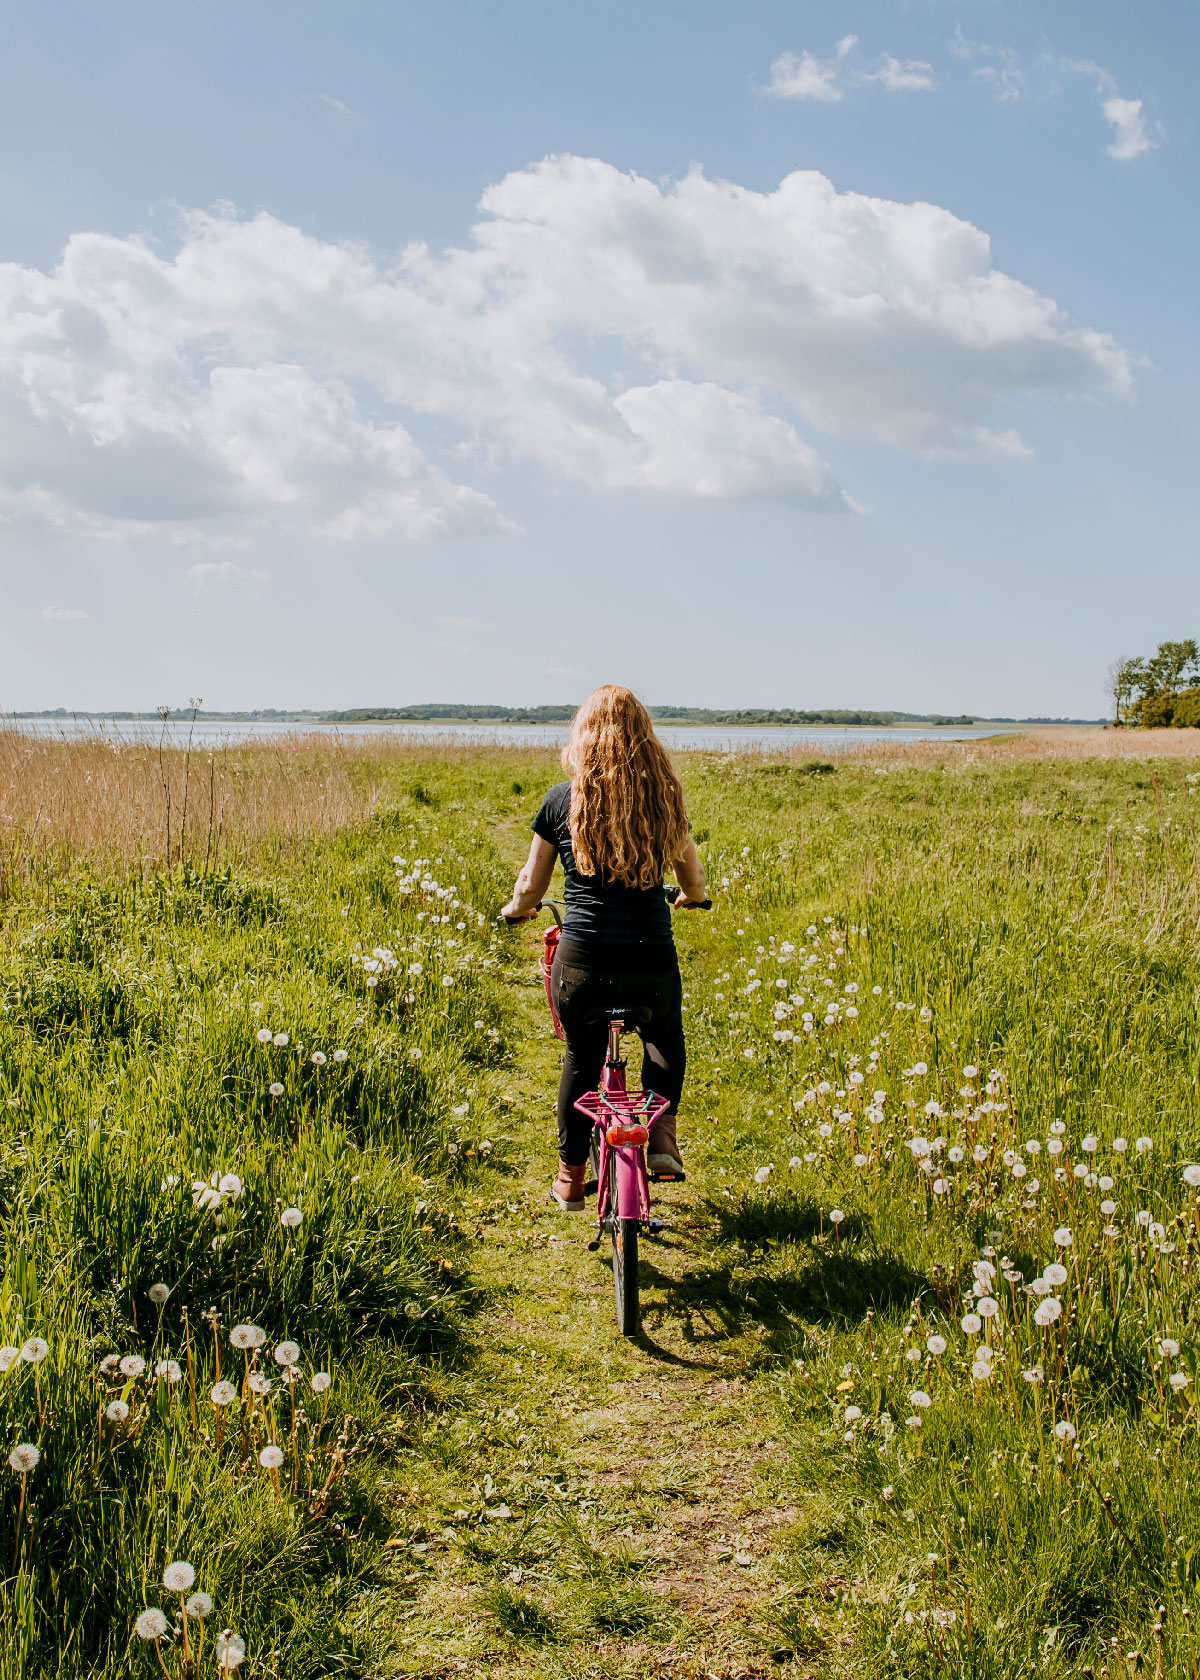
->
xmin=3 ymin=710 xmax=1106 ymax=728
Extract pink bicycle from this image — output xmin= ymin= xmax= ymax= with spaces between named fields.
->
xmin=525 ymin=896 xmax=705 ymax=1336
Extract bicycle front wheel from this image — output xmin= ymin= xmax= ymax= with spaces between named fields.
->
xmin=606 ymin=1149 xmax=640 ymax=1336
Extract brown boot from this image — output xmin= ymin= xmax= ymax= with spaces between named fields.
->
xmin=648 ymin=1112 xmax=684 ymax=1176
xmin=550 ymin=1159 xmax=587 ymax=1212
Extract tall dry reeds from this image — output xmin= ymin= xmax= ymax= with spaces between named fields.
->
xmin=804 ymin=725 xmax=1200 ymax=769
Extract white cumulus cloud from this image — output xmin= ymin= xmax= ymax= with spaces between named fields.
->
xmin=0 ymin=157 xmax=1131 ymax=542
xmin=38 ymin=605 xmax=89 ymax=620
xmin=1102 ymin=96 xmax=1154 ymax=161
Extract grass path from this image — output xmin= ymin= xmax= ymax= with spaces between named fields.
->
xmin=375 ymin=944 xmax=810 ymax=1680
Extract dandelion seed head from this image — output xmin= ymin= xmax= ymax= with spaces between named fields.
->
xmin=215 ymin=1630 xmax=246 ymax=1667
xmin=1043 ymin=1263 xmax=1068 ymax=1287
xmin=1136 ymin=1136 xmax=1153 ymax=1154
xmin=844 ymin=1405 xmax=862 ymax=1423
xmin=268 ymin=1082 xmax=285 ymax=1097
xmin=976 ymin=1297 xmax=999 ymax=1319
xmin=135 ymin=1608 xmax=169 ymax=1641
xmin=909 ymin=1389 xmax=931 ymax=1409
xmin=229 ymin=1324 xmax=265 ymax=1350
xmin=310 ymin=1371 xmax=331 ymax=1393
xmin=1054 ymin=1421 xmax=1076 ymax=1442
xmin=905 ymin=1346 xmax=922 ymax=1363
xmin=259 ymin=1444 xmax=285 ymax=1469
xmin=247 ymin=1373 xmax=273 ymax=1395
xmin=1023 ymin=1365 xmax=1044 ymax=1383
xmin=926 ymin=1335 xmax=947 ymax=1357
xmin=156 ymin=1360 xmax=183 ymax=1383
xmin=1159 ymin=1337 xmax=1180 ymax=1357
xmin=274 ymin=1341 xmax=300 ymax=1366
xmin=148 ymin=1283 xmax=170 ymax=1306
xmin=971 ymin=1360 xmax=992 ymax=1380
xmin=106 ymin=1399 xmax=129 ymax=1422
xmin=1184 ymin=1166 xmax=1200 ymax=1188
xmin=829 ymin=1208 xmax=844 ymax=1225
xmin=19 ymin=1337 xmax=48 ymax=1365
xmin=1171 ymin=1372 xmax=1190 ymax=1392
xmin=256 ymin=1027 xmax=273 ymax=1043
xmin=1034 ymin=1298 xmax=1063 ymax=1326
xmin=8 ymin=1443 xmax=39 ymax=1473
xmin=163 ymin=1561 xmax=195 ymax=1593
xmin=1052 ymin=1227 xmax=1073 ymax=1248
xmin=272 ymin=1033 xmax=289 ymax=1047
xmin=311 ymin=1051 xmax=327 ymax=1066
xmin=1112 ymin=1136 xmax=1127 ymax=1152
xmin=0 ymin=1347 xmax=19 ymax=1373
xmin=185 ymin=1592 xmax=213 ymax=1619
xmin=753 ymin=1166 xmax=771 ymax=1184
xmin=210 ymin=1381 xmax=238 ymax=1406
xmin=280 ymin=1207 xmax=302 ymax=1228
xmin=961 ymin=1313 xmax=982 ymax=1335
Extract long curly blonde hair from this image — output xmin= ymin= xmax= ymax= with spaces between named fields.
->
xmin=563 ymin=686 xmax=689 ymax=890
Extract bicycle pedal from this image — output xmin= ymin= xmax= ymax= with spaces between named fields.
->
xmin=586 ymin=1238 xmax=601 ymax=1253
xmin=648 ymin=1170 xmax=686 ymax=1184
xmin=647 ymin=1219 xmax=668 ymax=1234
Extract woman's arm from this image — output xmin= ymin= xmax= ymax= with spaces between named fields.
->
xmin=499 ymin=835 xmax=557 ymax=921
xmin=670 ymin=835 xmax=708 ymax=908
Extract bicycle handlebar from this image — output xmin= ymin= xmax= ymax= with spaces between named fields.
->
xmin=501 ymin=892 xmax=709 ymax=923
xmin=664 ymin=885 xmax=712 ymax=910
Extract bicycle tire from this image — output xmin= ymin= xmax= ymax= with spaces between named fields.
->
xmin=606 ymin=1149 xmax=640 ymax=1336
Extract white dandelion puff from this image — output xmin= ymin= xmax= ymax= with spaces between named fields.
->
xmin=961 ymin=1313 xmax=982 ymax=1336
xmin=163 ymin=1561 xmax=195 ymax=1593
xmin=119 ymin=1355 xmax=146 ymax=1378
xmin=310 ymin=1371 xmax=331 ymax=1392
xmin=229 ymin=1324 xmax=265 ymax=1350
xmin=311 ymin=1051 xmax=327 ymax=1066
xmin=8 ymin=1443 xmax=39 ymax=1473
xmin=259 ymin=1444 xmax=285 ymax=1469
xmin=215 ymin=1630 xmax=246 ymax=1668
xmin=210 ymin=1381 xmax=238 ymax=1406
xmin=1054 ymin=1420 xmax=1076 ymax=1442
xmin=256 ymin=1027 xmax=273 ymax=1043
xmin=106 ymin=1399 xmax=129 ymax=1422
xmin=1171 ymin=1371 xmax=1190 ymax=1392
xmin=926 ymin=1335 xmax=947 ymax=1357
xmin=135 ymin=1608 xmax=169 ymax=1641
xmin=272 ymin=1033 xmax=289 ymax=1047
xmin=185 ymin=1592 xmax=213 ymax=1619
xmin=1052 ymin=1227 xmax=1073 ymax=1248
xmin=1034 ymin=1298 xmax=1063 ymax=1326
xmin=19 ymin=1338 xmax=48 ymax=1365
xmin=148 ymin=1283 xmax=170 ymax=1306
xmin=269 ymin=1082 xmax=285 ymax=1097
xmin=280 ymin=1207 xmax=303 ymax=1229
xmin=909 ymin=1390 xmax=931 ymax=1409
xmin=155 ymin=1360 xmax=183 ymax=1383
xmin=274 ymin=1341 xmax=301 ymax=1366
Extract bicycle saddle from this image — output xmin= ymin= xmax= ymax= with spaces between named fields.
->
xmin=583 ymin=1005 xmax=652 ymax=1025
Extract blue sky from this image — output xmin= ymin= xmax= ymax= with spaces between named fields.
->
xmin=0 ymin=0 xmax=1195 ymax=715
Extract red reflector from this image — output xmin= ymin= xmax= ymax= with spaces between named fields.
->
xmin=607 ymin=1124 xmax=648 ymax=1147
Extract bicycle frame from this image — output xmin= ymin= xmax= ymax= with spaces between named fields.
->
xmin=538 ymin=906 xmax=669 ymax=1230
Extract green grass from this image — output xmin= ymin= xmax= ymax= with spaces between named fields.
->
xmin=4 ymin=745 xmax=1200 ymax=1677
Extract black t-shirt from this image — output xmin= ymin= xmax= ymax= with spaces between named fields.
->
xmin=532 ymin=781 xmax=673 ymax=950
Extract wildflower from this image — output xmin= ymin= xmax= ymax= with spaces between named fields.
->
xmin=1049 ymin=1120 xmax=1066 ymax=1136
xmin=1159 ymin=1337 xmax=1180 ymax=1357
xmin=1054 ymin=1421 xmax=1076 ymax=1442
xmin=905 ymin=1346 xmax=921 ymax=1363
xmin=8 ymin=1443 xmax=39 ymax=1473
xmin=311 ymin=1051 xmax=327 ymax=1066
xmin=99 ymin=1353 xmax=120 ymax=1375
xmin=163 ymin=1562 xmax=195 ymax=1593
xmin=1081 ymin=1134 xmax=1098 ymax=1153
xmin=1100 ymin=1199 xmax=1117 ymax=1217
xmin=272 ymin=1033 xmax=289 ymax=1047
xmin=408 ymin=962 xmax=423 ymax=976
xmin=753 ymin=1166 xmax=771 ymax=1184
xmin=148 ymin=1283 xmax=170 ymax=1306
xmin=274 ymin=1341 xmax=301 ymax=1366
xmin=961 ymin=1313 xmax=982 ymax=1335
xmin=1052 ymin=1227 xmax=1073 ymax=1248
xmin=947 ymin=1146 xmax=964 ymax=1164
xmin=1149 ymin=1221 xmax=1166 ymax=1242
xmin=973 ymin=1144 xmax=989 ymax=1163
xmin=247 ymin=1373 xmax=273 ymax=1395
xmin=19 ymin=1338 xmax=48 ymax=1365
xmin=963 ymin=1064 xmax=978 ymax=1079
xmin=156 ymin=1360 xmax=183 ymax=1383
xmin=909 ymin=1390 xmax=932 ymax=1409
xmin=186 ymin=1592 xmax=213 ymax=1619
xmin=1046 ymin=1138 xmax=1063 ymax=1156
xmin=311 ymin=1371 xmax=331 ymax=1392
xmin=844 ymin=1405 xmax=862 ymax=1423
xmin=1136 ymin=1209 xmax=1151 ymax=1227
xmin=215 ymin=1630 xmax=246 ymax=1669
xmin=106 ymin=1400 xmax=129 ymax=1422
xmin=332 ymin=1049 xmax=348 ymax=1063
xmin=219 ymin=1174 xmax=243 ymax=1200
xmin=210 ymin=1381 xmax=238 ymax=1406
xmin=971 ymin=1360 xmax=991 ymax=1380
xmin=1171 ymin=1372 xmax=1190 ymax=1392
xmin=259 ymin=1444 xmax=285 ymax=1469
xmin=269 ymin=1082 xmax=284 ymax=1097
xmin=1135 ymin=1136 xmax=1153 ymax=1154
xmin=1184 ymin=1166 xmax=1200 ymax=1187
xmin=119 ymin=1355 xmax=146 ymax=1379
xmin=976 ymin=1297 xmax=999 ymax=1319
xmin=229 ymin=1324 xmax=265 ymax=1350
xmin=829 ymin=1208 xmax=844 ymax=1225
xmin=905 ymin=1415 xmax=920 ymax=1429
xmin=1034 ymin=1298 xmax=1063 ymax=1326
xmin=135 ymin=1608 xmax=169 ymax=1641
xmin=853 ymin=1152 xmax=868 ymax=1168
xmin=926 ymin=1335 xmax=947 ymax=1357
xmin=1099 ymin=1175 xmax=1114 ymax=1191
xmin=1023 ymin=1366 xmax=1044 ymax=1383
xmin=788 ymin=1156 xmax=802 ymax=1169
xmin=280 ymin=1207 xmax=303 ymax=1229
xmin=256 ymin=1028 xmax=273 ymax=1043
xmin=1044 ymin=1263 xmax=1068 ymax=1287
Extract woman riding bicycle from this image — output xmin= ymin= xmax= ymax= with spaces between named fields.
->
xmin=500 ymin=685 xmax=708 ymax=1211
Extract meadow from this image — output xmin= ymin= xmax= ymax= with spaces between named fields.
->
xmin=2 ymin=726 xmax=1199 ymax=1678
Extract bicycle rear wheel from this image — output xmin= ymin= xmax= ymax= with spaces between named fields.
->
xmin=606 ymin=1148 xmax=640 ymax=1336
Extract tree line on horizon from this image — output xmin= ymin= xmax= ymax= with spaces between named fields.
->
xmin=1109 ymin=640 xmax=1200 ymax=728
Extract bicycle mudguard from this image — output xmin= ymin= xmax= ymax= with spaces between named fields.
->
xmin=540 ymin=923 xmax=564 ymax=1040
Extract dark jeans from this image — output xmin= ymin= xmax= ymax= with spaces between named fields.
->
xmin=551 ymin=939 xmax=686 ymax=1166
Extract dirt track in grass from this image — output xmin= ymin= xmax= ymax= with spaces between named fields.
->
xmin=372 ymin=901 xmax=814 ymax=1679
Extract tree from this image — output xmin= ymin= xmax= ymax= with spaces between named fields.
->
xmin=1107 ymin=656 xmax=1145 ymax=727
xmin=1144 ymin=639 xmax=1199 ymax=697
